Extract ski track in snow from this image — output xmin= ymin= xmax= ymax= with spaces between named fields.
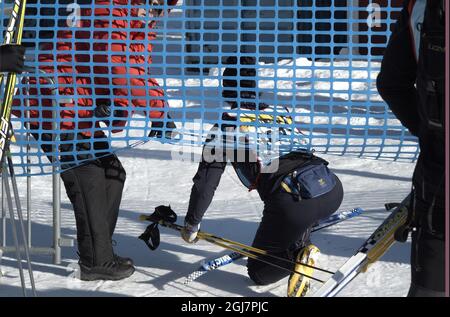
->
xmin=1 ymin=141 xmax=413 ymax=297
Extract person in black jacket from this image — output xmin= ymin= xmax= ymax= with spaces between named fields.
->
xmin=376 ymin=0 xmax=445 ymax=297
xmin=0 ymin=44 xmax=25 ymax=73
xmin=181 ymin=110 xmax=344 ymax=297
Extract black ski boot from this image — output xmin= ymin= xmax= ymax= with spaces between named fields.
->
xmin=79 ymin=260 xmax=135 ymax=281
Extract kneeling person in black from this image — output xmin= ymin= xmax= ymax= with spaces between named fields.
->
xmin=181 ymin=109 xmax=343 ymax=296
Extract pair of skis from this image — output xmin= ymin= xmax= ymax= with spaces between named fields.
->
xmin=310 ymin=194 xmax=410 ymax=297
xmin=183 ymin=207 xmax=364 ymax=285
xmin=184 ymin=196 xmax=410 ymax=297
xmin=1 ymin=0 xmax=27 ymax=164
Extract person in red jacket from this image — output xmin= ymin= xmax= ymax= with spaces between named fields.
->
xmin=13 ymin=0 xmax=178 ymax=281
xmin=17 ymin=0 xmax=177 ymax=137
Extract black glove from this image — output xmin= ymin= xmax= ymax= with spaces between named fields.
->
xmin=0 ymin=44 xmax=26 ymax=73
xmin=94 ymin=99 xmax=127 ymax=125
xmin=94 ymin=99 xmax=113 ymax=118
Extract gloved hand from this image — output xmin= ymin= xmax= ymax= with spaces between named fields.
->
xmin=181 ymin=220 xmax=200 ymax=244
xmin=94 ymin=99 xmax=112 ymax=118
xmin=0 ymin=44 xmax=26 ymax=73
xmin=94 ymin=99 xmax=127 ymax=125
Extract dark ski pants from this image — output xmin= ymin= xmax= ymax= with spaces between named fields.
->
xmin=32 ymin=132 xmax=126 ymax=266
xmin=408 ymin=195 xmax=445 ymax=297
xmin=60 ymin=154 xmax=126 ymax=266
xmin=247 ymin=175 xmax=343 ymax=285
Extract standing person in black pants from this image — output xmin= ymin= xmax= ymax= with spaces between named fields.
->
xmin=377 ymin=0 xmax=446 ymax=297
xmin=57 ymin=135 xmax=135 ymax=281
xmin=23 ymin=133 xmax=135 ymax=281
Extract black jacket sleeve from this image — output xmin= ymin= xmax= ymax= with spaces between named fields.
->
xmin=0 ymin=44 xmax=25 ymax=73
xmin=185 ymin=159 xmax=227 ymax=226
xmin=376 ymin=1 xmax=421 ymax=137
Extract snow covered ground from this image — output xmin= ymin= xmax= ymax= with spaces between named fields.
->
xmin=0 ymin=140 xmax=414 ymax=297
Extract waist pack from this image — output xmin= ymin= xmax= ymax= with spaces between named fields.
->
xmin=281 ymin=163 xmax=336 ymax=200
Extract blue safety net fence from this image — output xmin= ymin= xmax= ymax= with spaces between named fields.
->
xmin=1 ymin=0 xmax=419 ymax=177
